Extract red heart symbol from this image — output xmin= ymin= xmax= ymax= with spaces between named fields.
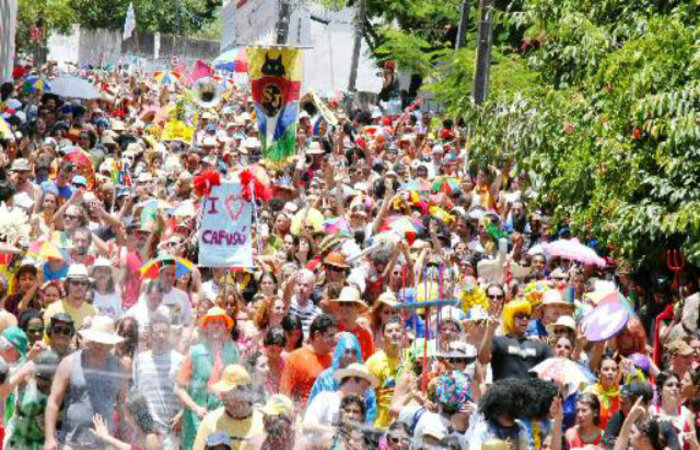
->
xmin=225 ymin=194 xmax=245 ymax=221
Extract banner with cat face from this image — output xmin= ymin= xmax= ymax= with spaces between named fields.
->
xmin=248 ymin=46 xmax=302 ymax=165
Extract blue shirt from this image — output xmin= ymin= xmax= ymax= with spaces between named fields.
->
xmin=43 ymin=262 xmax=69 ymax=281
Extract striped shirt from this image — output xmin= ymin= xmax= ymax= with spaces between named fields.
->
xmin=132 ymin=349 xmax=184 ymax=433
xmin=289 ymin=297 xmax=322 ymax=338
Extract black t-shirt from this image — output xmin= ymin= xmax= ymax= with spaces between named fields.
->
xmin=603 ymin=410 xmax=681 ymax=450
xmin=490 ymin=335 xmax=553 ymax=381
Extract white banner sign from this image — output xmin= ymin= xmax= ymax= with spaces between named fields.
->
xmin=198 ymin=182 xmax=253 ymax=267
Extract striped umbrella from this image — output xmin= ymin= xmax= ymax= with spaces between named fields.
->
xmin=22 ymin=76 xmax=51 ymax=94
xmin=27 ymin=239 xmax=70 ymax=261
xmin=213 ymin=48 xmax=248 ymax=73
xmin=152 ymin=71 xmax=184 ymax=85
xmin=139 ymin=254 xmax=195 ymax=279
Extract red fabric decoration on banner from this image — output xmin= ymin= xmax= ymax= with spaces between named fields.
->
xmin=239 ymin=169 xmax=272 ymax=203
xmin=193 ymin=170 xmax=221 ymax=198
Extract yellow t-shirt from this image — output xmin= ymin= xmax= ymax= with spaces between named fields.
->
xmin=43 ymin=299 xmax=97 ymax=330
xmin=193 ymin=406 xmax=264 ymax=450
xmin=365 ymin=350 xmax=400 ymax=429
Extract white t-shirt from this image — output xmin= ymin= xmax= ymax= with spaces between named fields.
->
xmin=303 ymin=391 xmax=341 ymax=427
xmin=92 ymin=289 xmax=123 ymax=320
xmin=201 ymin=280 xmax=219 ymax=302
xmin=162 ymin=287 xmax=191 ymax=326
xmin=125 ymin=302 xmax=171 ymax=330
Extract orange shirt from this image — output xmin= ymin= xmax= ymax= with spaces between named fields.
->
xmin=280 ymin=346 xmax=332 ymax=406
xmin=338 ymin=323 xmax=375 ymax=362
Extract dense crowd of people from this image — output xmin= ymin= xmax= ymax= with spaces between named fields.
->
xmin=0 ymin=61 xmax=697 ymax=450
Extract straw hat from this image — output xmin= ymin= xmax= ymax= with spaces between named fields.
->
xmin=333 ymin=362 xmax=378 ymax=388
xmin=376 ymin=291 xmax=400 ymax=308
xmin=330 ymin=286 xmax=368 ymax=312
xmin=541 ymin=289 xmax=574 ymax=310
xmin=78 ymin=316 xmax=125 ymax=345
xmin=545 ymin=315 xmax=576 ymax=335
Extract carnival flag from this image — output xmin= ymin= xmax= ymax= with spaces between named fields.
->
xmin=198 ymin=182 xmax=253 ymax=268
xmin=123 ymin=2 xmax=136 ymax=40
xmin=191 ymin=60 xmax=213 ymax=83
xmin=248 ymin=46 xmax=302 ymax=164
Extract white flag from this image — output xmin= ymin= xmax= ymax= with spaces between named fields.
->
xmin=123 ymin=2 xmax=136 ymax=40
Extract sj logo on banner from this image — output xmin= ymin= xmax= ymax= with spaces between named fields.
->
xmin=198 ymin=182 xmax=253 ymax=267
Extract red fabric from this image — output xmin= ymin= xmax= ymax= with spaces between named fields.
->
xmin=123 ymin=250 xmax=144 ymax=308
xmin=653 ymin=305 xmax=675 ymax=367
xmin=191 ymin=60 xmax=214 ymax=82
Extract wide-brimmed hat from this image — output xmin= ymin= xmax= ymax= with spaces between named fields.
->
xmin=541 ymin=289 xmax=574 ymax=310
xmin=333 ymin=362 xmax=378 ymax=388
xmin=330 ymin=286 xmax=368 ymax=311
xmin=323 ymin=251 xmax=349 ymax=269
xmin=92 ymin=257 xmax=118 ymax=279
xmin=65 ymin=264 xmax=89 ymax=280
xmin=199 ymin=306 xmax=235 ymax=330
xmin=545 ymin=315 xmax=576 ymax=335
xmin=376 ymin=291 xmax=400 ymax=308
xmin=78 ymin=316 xmax=125 ymax=345
xmin=307 ymin=141 xmax=325 ymax=155
xmin=211 ymin=364 xmax=251 ymax=393
xmin=10 ymin=158 xmax=30 ymax=172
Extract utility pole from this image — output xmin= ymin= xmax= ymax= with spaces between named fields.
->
xmin=455 ymin=1 xmax=470 ymax=49
xmin=347 ymin=0 xmax=367 ymax=97
xmin=276 ymin=0 xmax=292 ymax=45
xmin=472 ymin=0 xmax=494 ymax=104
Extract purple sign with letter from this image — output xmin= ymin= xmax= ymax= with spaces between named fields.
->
xmin=198 ymin=182 xmax=253 ymax=267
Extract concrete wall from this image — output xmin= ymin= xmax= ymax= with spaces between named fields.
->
xmin=48 ymin=26 xmax=219 ymax=71
xmin=0 ymin=0 xmax=18 ymax=83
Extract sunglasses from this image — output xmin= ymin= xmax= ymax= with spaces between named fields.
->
xmin=388 ymin=436 xmax=410 ymax=445
xmin=346 ymin=376 xmax=366 ymax=383
xmin=327 ymin=266 xmax=347 ymax=274
xmin=487 ymin=293 xmax=504 ymax=300
xmin=51 ymin=326 xmax=74 ymax=336
xmin=26 ymin=326 xmax=44 ymax=334
xmin=70 ymin=280 xmax=89 ymax=286
xmin=514 ymin=313 xmax=531 ymax=320
xmin=448 ymin=357 xmax=476 ymax=365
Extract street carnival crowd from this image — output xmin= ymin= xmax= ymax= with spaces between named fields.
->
xmin=0 ymin=59 xmax=697 ymax=450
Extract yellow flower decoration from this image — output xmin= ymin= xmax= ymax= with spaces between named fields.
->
xmin=460 ymin=284 xmax=489 ymax=313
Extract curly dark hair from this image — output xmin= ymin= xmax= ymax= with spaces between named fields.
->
xmin=635 ymin=416 xmax=667 ymax=450
xmin=126 ymin=391 xmax=157 ymax=434
xmin=520 ymin=378 xmax=558 ymax=419
xmin=478 ymin=378 xmax=535 ymax=421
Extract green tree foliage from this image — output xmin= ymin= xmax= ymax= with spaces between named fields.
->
xmin=67 ymin=0 xmax=220 ymax=35
xmin=16 ymin=0 xmax=75 ymax=55
xmin=444 ymin=1 xmax=700 ymax=270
